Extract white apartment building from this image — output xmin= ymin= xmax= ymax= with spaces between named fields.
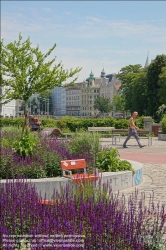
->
xmin=51 ymin=87 xmax=66 ymax=116
xmin=0 ymin=87 xmax=17 ymax=117
xmin=80 ymin=71 xmax=100 ymax=117
xmin=100 ymin=69 xmax=121 ymax=103
xmin=66 ymin=85 xmax=81 ymax=116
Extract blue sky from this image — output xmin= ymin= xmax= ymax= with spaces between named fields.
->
xmin=2 ymin=1 xmax=166 ymax=82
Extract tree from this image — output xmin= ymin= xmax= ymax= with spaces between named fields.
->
xmin=158 ymin=66 xmax=166 ymax=105
xmin=113 ymin=94 xmax=125 ymax=113
xmin=146 ymin=54 xmax=166 ymax=118
xmin=0 ymin=33 xmax=81 ymax=128
xmin=156 ymin=104 xmax=166 ymax=121
xmin=94 ymin=96 xmax=112 ymax=116
xmin=129 ymin=71 xmax=147 ymax=115
xmin=117 ymin=64 xmax=148 ymax=115
xmin=116 ymin=64 xmax=143 ymax=82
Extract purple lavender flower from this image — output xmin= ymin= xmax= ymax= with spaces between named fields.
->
xmin=0 ymin=179 xmax=165 ymax=250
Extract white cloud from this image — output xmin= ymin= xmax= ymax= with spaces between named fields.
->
xmin=1 ymin=6 xmax=166 ymax=82
xmin=42 ymin=8 xmax=52 ymax=13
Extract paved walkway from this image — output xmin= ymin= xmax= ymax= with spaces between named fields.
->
xmin=101 ymin=137 xmax=166 ymax=204
xmin=101 ymin=137 xmax=166 ymax=241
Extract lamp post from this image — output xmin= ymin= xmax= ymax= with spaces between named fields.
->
xmin=29 ymin=99 xmax=31 ymax=115
xmin=47 ymin=98 xmax=49 ymax=116
xmin=34 ymin=104 xmax=37 ymax=115
xmin=39 ymin=97 xmax=42 ymax=115
xmin=42 ymin=98 xmax=46 ymax=115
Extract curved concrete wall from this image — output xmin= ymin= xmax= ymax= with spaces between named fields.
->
xmin=0 ymin=160 xmax=143 ymax=199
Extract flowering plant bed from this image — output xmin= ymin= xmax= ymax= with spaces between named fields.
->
xmin=0 ymin=128 xmax=134 ymax=180
xmin=0 ymin=179 xmax=166 ymax=249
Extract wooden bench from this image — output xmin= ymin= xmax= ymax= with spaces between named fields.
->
xmin=60 ymin=159 xmax=99 ymax=183
xmin=41 ymin=128 xmax=73 ymax=138
xmin=111 ymin=129 xmax=152 ymax=146
xmin=88 ymin=127 xmax=115 ymax=138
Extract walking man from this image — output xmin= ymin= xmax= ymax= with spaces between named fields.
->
xmin=123 ymin=111 xmax=145 ymax=148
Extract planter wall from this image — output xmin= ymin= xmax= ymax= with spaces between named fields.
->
xmin=158 ymin=133 xmax=166 ymax=141
xmin=0 ymin=160 xmax=143 ymax=199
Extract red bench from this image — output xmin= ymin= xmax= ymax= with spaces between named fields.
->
xmin=38 ymin=199 xmax=60 ymax=206
xmin=60 ymin=159 xmax=99 ymax=183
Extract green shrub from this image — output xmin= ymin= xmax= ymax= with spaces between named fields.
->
xmin=1 ymin=116 xmax=149 ymax=132
xmin=12 ymin=129 xmax=39 ymax=157
xmin=156 ymin=104 xmax=166 ymax=122
xmin=161 ymin=114 xmax=166 ymax=134
xmin=1 ymin=127 xmax=22 ymax=148
xmin=13 ymin=166 xmax=47 ymax=178
xmin=68 ymin=131 xmax=101 ymax=168
xmin=114 ymin=119 xmax=129 ymax=129
xmin=96 ymin=148 xmax=135 ymax=173
xmin=0 ymin=117 xmax=24 ymax=128
xmin=45 ymin=152 xmax=62 ymax=177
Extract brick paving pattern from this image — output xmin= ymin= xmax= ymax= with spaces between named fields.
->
xmin=104 ymin=137 xmax=166 ymax=242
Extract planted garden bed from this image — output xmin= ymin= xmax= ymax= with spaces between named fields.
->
xmin=0 ymin=127 xmax=134 ymax=180
xmin=0 ymin=178 xmax=166 ymax=249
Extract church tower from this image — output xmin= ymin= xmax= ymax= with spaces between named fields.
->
xmin=144 ymin=51 xmax=151 ymax=67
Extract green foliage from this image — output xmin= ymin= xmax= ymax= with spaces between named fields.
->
xmin=0 ymin=33 xmax=81 ymax=110
xmin=158 ymin=67 xmax=166 ymax=105
xmin=119 ymin=70 xmax=147 ymax=115
xmin=114 ymin=119 xmax=129 ymax=129
xmin=0 ymin=117 xmax=24 ymax=128
xmin=40 ymin=118 xmax=58 ymax=130
xmin=117 ymin=64 xmax=143 ymax=82
xmin=161 ymin=115 xmax=166 ymax=134
xmin=1 ymin=127 xmax=22 ymax=148
xmin=146 ymin=54 xmax=166 ymax=118
xmin=70 ymin=131 xmax=100 ymax=154
xmin=118 ymin=56 xmax=166 ymax=118
xmin=74 ymin=181 xmax=108 ymax=203
xmin=156 ymin=104 xmax=166 ymax=122
xmin=1 ymin=116 xmax=149 ymax=133
xmin=13 ymin=166 xmax=47 ymax=179
xmin=94 ymin=96 xmax=112 ymax=114
xmin=12 ymin=129 xmax=38 ymax=157
xmin=113 ymin=94 xmax=125 ymax=112
xmin=135 ymin=116 xmax=145 ymax=129
xmin=45 ymin=152 xmax=62 ymax=177
xmin=1 ymin=125 xmax=135 ymax=179
xmin=68 ymin=131 xmax=101 ymax=168
xmin=96 ymin=148 xmax=135 ymax=173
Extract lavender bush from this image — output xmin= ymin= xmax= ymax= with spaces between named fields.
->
xmin=0 ymin=130 xmax=94 ymax=179
xmin=0 ymin=179 xmax=165 ymax=249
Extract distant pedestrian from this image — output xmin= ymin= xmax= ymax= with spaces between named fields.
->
xmin=123 ymin=111 xmax=145 ymax=148
xmin=29 ymin=115 xmax=41 ymax=132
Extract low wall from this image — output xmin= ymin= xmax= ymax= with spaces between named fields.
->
xmin=0 ymin=160 xmax=143 ymax=199
xmin=158 ymin=134 xmax=166 ymax=141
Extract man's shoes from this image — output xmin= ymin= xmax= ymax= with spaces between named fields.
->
xmin=123 ymin=145 xmax=128 ymax=148
xmin=140 ymin=145 xmax=145 ymax=148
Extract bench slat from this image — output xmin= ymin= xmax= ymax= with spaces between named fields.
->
xmin=61 ymin=159 xmax=99 ymax=183
xmin=61 ymin=159 xmax=86 ymax=170
xmin=64 ymin=173 xmax=98 ymax=183
xmin=111 ymin=129 xmax=152 ymax=146
xmin=88 ymin=127 xmax=115 ymax=132
xmin=112 ymin=129 xmax=150 ymax=134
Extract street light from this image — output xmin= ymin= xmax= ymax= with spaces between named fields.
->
xmin=42 ymin=98 xmax=47 ymax=115
xmin=38 ymin=97 xmax=43 ymax=115
xmin=47 ymin=98 xmax=49 ymax=116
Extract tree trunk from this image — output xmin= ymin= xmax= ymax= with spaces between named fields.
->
xmin=22 ymin=100 xmax=29 ymax=133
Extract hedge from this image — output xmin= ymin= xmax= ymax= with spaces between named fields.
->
xmin=0 ymin=116 xmax=145 ymax=131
